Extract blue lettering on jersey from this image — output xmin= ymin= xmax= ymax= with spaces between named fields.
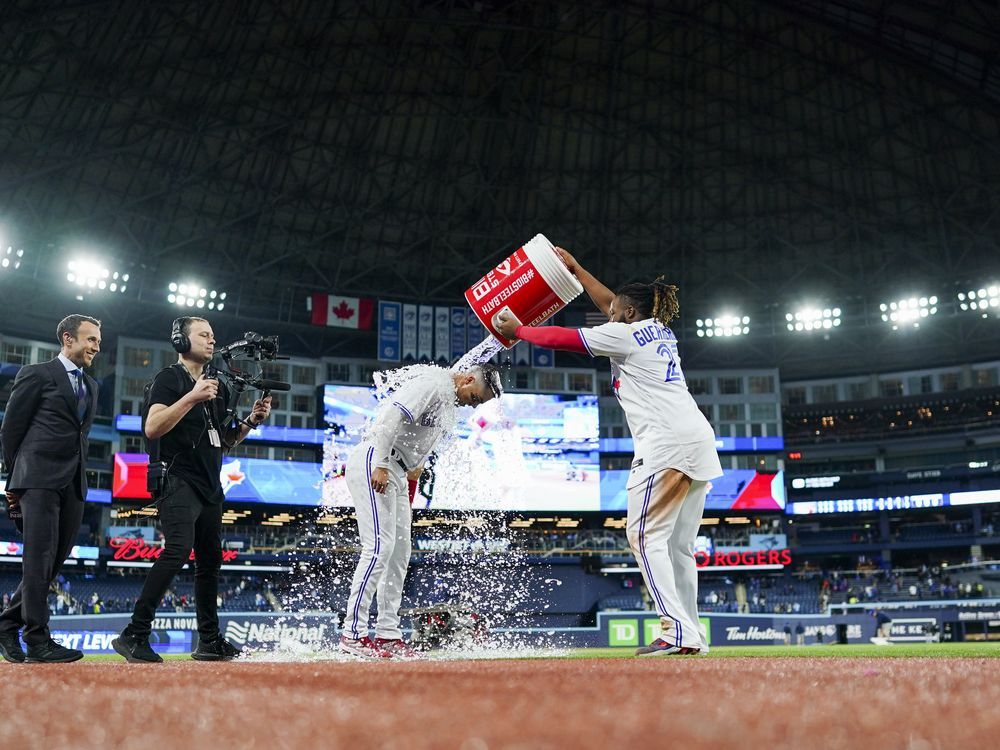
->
xmin=631 ymin=325 xmax=676 ymax=347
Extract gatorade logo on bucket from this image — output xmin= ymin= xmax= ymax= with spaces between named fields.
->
xmin=464 ymin=235 xmax=583 ymax=348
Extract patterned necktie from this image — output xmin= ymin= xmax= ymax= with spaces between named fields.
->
xmin=74 ymin=369 xmax=88 ymax=421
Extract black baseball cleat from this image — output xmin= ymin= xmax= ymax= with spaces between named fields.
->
xmin=25 ymin=638 xmax=84 ymax=663
xmin=0 ymin=630 xmax=26 ymax=663
xmin=192 ymin=635 xmax=242 ymax=661
xmin=112 ymin=628 xmax=164 ymax=663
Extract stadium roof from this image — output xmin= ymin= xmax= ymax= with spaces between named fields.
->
xmin=2 ymin=0 xmax=999 ymax=376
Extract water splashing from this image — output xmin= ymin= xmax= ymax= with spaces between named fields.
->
xmin=451 ymin=335 xmax=505 ymax=372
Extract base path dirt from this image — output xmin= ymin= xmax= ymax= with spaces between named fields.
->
xmin=4 ymin=656 xmax=998 ymax=749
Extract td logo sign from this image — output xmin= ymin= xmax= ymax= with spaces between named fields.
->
xmin=607 ymin=618 xmax=661 ymax=646
xmin=607 ymin=616 xmax=713 ymax=647
xmin=608 ymin=619 xmax=639 ymax=646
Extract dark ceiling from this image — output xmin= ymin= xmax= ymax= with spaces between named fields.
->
xmin=2 ymin=0 xmax=999 ymax=377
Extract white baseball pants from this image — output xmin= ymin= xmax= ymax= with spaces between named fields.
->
xmin=342 ymin=443 xmax=413 ymax=640
xmin=626 ymin=471 xmax=708 ymax=650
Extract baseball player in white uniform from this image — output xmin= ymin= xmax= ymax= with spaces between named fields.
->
xmin=497 ymin=247 xmax=722 ymax=656
xmin=339 ymin=363 xmax=501 ymax=659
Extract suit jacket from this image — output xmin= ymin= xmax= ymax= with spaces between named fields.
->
xmin=0 ymin=358 xmax=98 ymax=499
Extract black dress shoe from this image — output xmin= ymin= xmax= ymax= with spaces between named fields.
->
xmin=0 ymin=630 xmax=26 ymax=663
xmin=191 ymin=635 xmax=241 ymax=661
xmin=112 ymin=628 xmax=163 ymax=663
xmin=25 ymin=638 xmax=84 ymax=663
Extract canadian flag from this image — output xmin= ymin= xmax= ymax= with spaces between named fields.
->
xmin=309 ymin=293 xmax=375 ymax=329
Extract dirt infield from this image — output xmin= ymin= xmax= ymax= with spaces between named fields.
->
xmin=4 ymin=656 xmax=999 ymax=749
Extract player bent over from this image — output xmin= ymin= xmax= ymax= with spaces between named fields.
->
xmin=339 ymin=364 xmax=501 ymax=659
xmin=497 ymin=247 xmax=722 ymax=656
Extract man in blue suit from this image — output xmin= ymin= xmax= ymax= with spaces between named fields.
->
xmin=0 ymin=314 xmax=101 ymax=663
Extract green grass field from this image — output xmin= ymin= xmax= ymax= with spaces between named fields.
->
xmin=575 ymin=643 xmax=1000 ymax=658
xmin=78 ymin=642 xmax=1000 ymax=662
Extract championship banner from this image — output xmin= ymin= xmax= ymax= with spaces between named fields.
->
xmin=377 ymin=300 xmax=401 ymax=362
xmin=308 ymin=293 xmax=374 ymax=329
xmin=417 ymin=305 xmax=435 ymax=362
xmin=402 ymin=304 xmax=418 ymax=362
xmin=434 ymin=306 xmax=450 ymax=364
xmin=450 ymin=307 xmax=467 ymax=361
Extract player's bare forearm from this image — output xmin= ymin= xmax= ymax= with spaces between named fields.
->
xmin=577 ymin=267 xmax=615 ymax=316
xmin=555 ymin=247 xmax=614 ymax=315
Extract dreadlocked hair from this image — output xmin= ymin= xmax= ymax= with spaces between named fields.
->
xmin=615 ymin=276 xmax=680 ymax=327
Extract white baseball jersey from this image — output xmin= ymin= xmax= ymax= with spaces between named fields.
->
xmin=365 ymin=368 xmax=456 ymax=473
xmin=579 ymin=318 xmax=723 ymax=487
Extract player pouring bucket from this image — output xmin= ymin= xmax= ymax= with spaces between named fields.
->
xmin=464 ymin=234 xmax=584 ymax=346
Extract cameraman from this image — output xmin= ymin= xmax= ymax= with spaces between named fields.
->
xmin=112 ymin=317 xmax=271 ymax=663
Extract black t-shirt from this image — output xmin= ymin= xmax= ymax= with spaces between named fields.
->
xmin=147 ymin=364 xmax=233 ymax=505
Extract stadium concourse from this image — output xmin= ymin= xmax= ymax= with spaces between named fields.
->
xmin=3 ymin=0 xmax=1000 ymax=746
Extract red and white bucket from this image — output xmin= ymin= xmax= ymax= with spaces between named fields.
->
xmin=464 ymin=234 xmax=583 ymax=348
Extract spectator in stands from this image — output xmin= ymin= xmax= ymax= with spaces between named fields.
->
xmin=112 ymin=316 xmax=271 ymax=664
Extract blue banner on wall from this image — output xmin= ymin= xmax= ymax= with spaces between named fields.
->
xmin=434 ymin=306 xmax=450 ymax=364
xmin=377 ymin=300 xmax=401 ymax=362
xmin=531 ymin=345 xmax=554 ymax=368
xmin=450 ymin=307 xmax=467 ymax=361
xmin=402 ymin=304 xmax=418 ymax=362
xmin=418 ymin=305 xmax=435 ymax=362
xmin=466 ymin=311 xmax=485 ymax=348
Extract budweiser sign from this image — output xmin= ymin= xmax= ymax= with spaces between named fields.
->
xmin=109 ymin=537 xmax=238 ymax=563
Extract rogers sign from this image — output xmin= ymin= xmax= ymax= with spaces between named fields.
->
xmin=109 ymin=537 xmax=238 ymax=563
xmin=695 ymin=549 xmax=792 ymax=568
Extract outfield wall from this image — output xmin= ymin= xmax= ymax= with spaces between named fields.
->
xmin=48 ymin=600 xmax=1000 ymax=654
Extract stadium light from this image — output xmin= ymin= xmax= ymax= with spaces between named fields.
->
xmin=167 ymin=281 xmax=227 ymax=311
xmin=957 ymin=286 xmax=999 ymax=318
xmin=785 ymin=306 xmax=842 ymax=332
xmin=879 ymin=295 xmax=937 ymax=330
xmin=1 ymin=245 xmax=23 ymax=271
xmin=695 ymin=314 xmax=750 ymax=338
xmin=66 ymin=257 xmax=129 ymax=293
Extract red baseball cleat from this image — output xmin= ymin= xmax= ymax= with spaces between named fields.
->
xmin=634 ymin=638 xmax=701 ymax=656
xmin=339 ymin=635 xmax=392 ymax=659
xmin=373 ymin=637 xmax=420 ymax=659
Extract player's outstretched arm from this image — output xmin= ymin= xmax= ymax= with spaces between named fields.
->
xmin=495 ymin=313 xmax=589 ymax=354
xmin=555 ymin=246 xmax=615 ymax=317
